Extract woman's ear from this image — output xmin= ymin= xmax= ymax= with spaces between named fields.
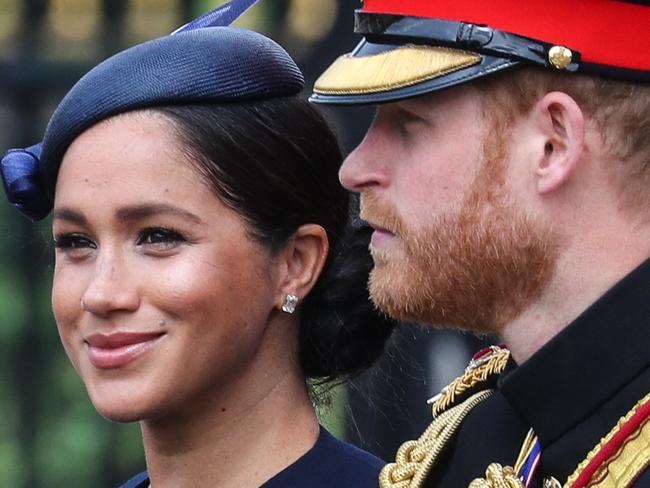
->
xmin=275 ymin=224 xmax=329 ymax=312
xmin=532 ymin=91 xmax=585 ymax=195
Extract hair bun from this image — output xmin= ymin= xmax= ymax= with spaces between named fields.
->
xmin=300 ymin=224 xmax=396 ymax=382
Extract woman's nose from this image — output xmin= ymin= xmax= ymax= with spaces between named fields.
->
xmin=80 ymin=258 xmax=140 ymax=317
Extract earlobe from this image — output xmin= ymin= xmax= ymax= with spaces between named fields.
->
xmin=534 ymin=92 xmax=585 ymax=195
xmin=275 ymin=224 xmax=329 ymax=312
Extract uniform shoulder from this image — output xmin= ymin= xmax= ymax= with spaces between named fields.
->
xmin=565 ymin=392 xmax=650 ymax=488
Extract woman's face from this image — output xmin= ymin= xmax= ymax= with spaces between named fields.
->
xmin=52 ymin=112 xmax=288 ymax=422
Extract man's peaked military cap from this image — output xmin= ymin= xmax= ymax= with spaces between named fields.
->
xmin=311 ymin=0 xmax=650 ymax=105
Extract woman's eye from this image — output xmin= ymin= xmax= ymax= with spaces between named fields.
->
xmin=137 ymin=228 xmax=186 ymax=249
xmin=53 ymin=233 xmax=96 ymax=252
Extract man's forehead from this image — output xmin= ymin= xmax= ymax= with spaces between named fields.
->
xmin=384 ymin=84 xmax=482 ymax=115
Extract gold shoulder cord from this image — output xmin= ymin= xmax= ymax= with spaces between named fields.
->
xmin=379 ymin=346 xmax=511 ymax=488
xmin=380 ymin=389 xmax=495 ymax=488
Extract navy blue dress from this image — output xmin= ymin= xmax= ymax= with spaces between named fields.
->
xmin=119 ymin=427 xmax=384 ymax=487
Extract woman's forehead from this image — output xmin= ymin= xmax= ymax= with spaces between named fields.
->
xmin=57 ymin=114 xmax=205 ymax=202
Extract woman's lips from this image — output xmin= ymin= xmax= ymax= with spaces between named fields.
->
xmin=85 ymin=332 xmax=164 ymax=369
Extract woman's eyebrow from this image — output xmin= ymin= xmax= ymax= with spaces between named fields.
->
xmin=52 ymin=207 xmax=87 ymax=225
xmin=52 ymin=204 xmax=205 ymax=226
xmin=115 ymin=203 xmax=205 ymax=225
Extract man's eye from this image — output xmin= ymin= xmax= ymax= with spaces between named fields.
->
xmin=53 ymin=233 xmax=96 ymax=250
xmin=136 ymin=227 xmax=186 ymax=247
xmin=394 ymin=110 xmax=429 ymax=138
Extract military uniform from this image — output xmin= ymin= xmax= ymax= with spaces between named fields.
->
xmin=414 ymin=258 xmax=650 ymax=487
xmin=311 ymin=1 xmax=650 ymax=486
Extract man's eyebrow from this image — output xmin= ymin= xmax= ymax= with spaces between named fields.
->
xmin=115 ymin=203 xmax=204 ymax=225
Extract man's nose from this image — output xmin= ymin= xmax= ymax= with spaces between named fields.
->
xmin=339 ymin=123 xmax=392 ymax=192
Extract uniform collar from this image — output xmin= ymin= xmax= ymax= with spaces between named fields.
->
xmin=499 ymin=257 xmax=650 ymax=446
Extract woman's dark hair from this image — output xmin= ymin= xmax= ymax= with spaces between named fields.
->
xmin=155 ymin=96 xmax=394 ymax=383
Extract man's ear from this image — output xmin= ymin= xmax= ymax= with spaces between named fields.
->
xmin=532 ymin=91 xmax=585 ymax=195
xmin=275 ymin=224 xmax=329 ymax=312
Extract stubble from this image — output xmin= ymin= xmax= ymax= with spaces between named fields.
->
xmin=361 ymin=127 xmax=557 ymax=334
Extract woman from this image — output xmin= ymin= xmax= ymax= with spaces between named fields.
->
xmin=0 ymin=3 xmax=393 ymax=487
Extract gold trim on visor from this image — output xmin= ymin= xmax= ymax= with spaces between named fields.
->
xmin=314 ymin=45 xmax=481 ymax=96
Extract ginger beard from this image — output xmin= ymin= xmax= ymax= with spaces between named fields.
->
xmin=361 ymin=127 xmax=558 ymax=335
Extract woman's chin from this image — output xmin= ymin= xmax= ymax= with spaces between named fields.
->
xmin=88 ymin=389 xmax=161 ymax=423
xmin=93 ymin=402 xmax=148 ymax=423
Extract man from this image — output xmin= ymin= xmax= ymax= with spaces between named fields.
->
xmin=311 ymin=1 xmax=650 ymax=487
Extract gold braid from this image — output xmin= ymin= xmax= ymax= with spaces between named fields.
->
xmin=467 ymin=429 xmax=536 ymax=488
xmin=379 ymin=346 xmax=511 ymax=488
xmin=467 ymin=464 xmax=524 ymax=488
xmin=433 ymin=346 xmax=510 ymax=416
xmin=379 ymin=390 xmax=495 ymax=488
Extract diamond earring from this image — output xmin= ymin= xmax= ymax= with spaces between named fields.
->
xmin=281 ymin=294 xmax=299 ymax=314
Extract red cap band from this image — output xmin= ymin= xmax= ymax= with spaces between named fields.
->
xmin=362 ymin=0 xmax=650 ymax=72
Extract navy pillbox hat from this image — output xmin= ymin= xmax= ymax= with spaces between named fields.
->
xmin=1 ymin=0 xmax=304 ymax=221
xmin=40 ymin=28 xmax=304 ymax=198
